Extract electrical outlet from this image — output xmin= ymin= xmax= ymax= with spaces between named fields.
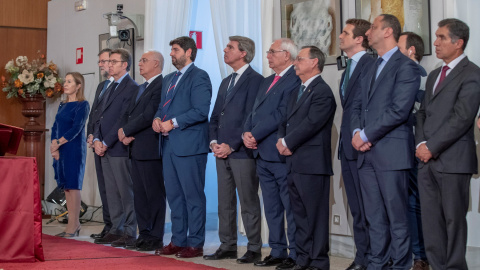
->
xmin=333 ymin=215 xmax=340 ymax=225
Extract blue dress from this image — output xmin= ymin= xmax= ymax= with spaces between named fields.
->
xmin=51 ymin=101 xmax=90 ymax=190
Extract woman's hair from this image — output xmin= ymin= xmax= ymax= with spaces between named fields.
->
xmin=66 ymin=72 xmax=86 ymax=102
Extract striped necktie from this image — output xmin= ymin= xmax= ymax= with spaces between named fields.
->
xmin=161 ymin=71 xmax=182 ymax=121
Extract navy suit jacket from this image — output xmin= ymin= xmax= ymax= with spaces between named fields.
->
xmin=278 ymin=75 xmax=336 ymax=175
xmin=339 ymin=53 xmax=374 ymax=161
xmin=209 ymin=65 xmax=263 ymax=159
xmin=86 ymin=80 xmax=107 ymax=137
xmin=120 ymin=75 xmax=163 ymax=160
xmin=351 ymin=50 xmax=420 ymax=170
xmin=93 ymin=73 xmax=137 ymax=157
xmin=416 ymin=57 xmax=480 ymax=174
xmin=154 ymin=64 xmax=212 ymax=156
xmin=244 ymin=66 xmax=301 ymax=162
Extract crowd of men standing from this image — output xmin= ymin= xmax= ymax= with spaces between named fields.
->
xmin=84 ymin=13 xmax=479 ymax=270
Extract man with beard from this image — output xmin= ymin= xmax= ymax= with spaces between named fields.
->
xmin=86 ymin=48 xmax=113 ymax=240
xmin=153 ymin=36 xmax=212 ymax=258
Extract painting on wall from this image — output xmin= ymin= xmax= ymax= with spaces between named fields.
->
xmin=281 ymin=0 xmax=342 ymax=65
xmin=356 ymin=0 xmax=432 ymax=55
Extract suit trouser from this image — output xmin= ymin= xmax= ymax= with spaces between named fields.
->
xmin=340 ymin=154 xmax=369 ymax=266
xmin=257 ymin=157 xmax=296 ymax=259
xmin=101 ymin=153 xmax=137 ymax=237
xmin=358 ymin=154 xmax=410 ymax=270
xmin=287 ymin=172 xmax=329 ymax=270
xmin=94 ymin=153 xmax=112 ymax=231
xmin=162 ymin=138 xmax=207 ymax=248
xmin=418 ymin=162 xmax=470 ymax=270
xmin=131 ymin=158 xmax=166 ymax=240
xmin=215 ymin=157 xmax=262 ymax=253
xmin=407 ymin=159 xmax=427 ymax=261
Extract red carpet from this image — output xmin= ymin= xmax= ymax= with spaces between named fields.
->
xmin=0 ymin=234 xmax=226 ymax=269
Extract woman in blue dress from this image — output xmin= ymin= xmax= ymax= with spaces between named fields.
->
xmin=50 ymin=72 xmax=90 ymax=237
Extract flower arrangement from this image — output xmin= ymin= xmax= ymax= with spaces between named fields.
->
xmin=2 ymin=52 xmax=63 ymax=99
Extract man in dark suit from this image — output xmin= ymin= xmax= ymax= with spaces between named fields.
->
xmin=86 ymin=48 xmax=113 ymax=239
xmin=398 ymin=31 xmax=429 ymax=270
xmin=277 ymin=46 xmax=336 ymax=270
xmin=243 ymin=38 xmax=300 ymax=270
xmin=351 ymin=14 xmax=420 ymax=269
xmin=152 ymin=36 xmax=212 ymax=258
xmin=93 ymin=48 xmax=138 ymax=248
xmin=117 ymin=50 xmax=166 ymax=251
xmin=416 ymin=18 xmax=480 ymax=270
xmin=338 ymin=18 xmax=373 ymax=270
xmin=204 ymin=36 xmax=263 ymax=263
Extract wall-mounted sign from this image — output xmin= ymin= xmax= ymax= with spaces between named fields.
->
xmin=189 ymin=31 xmax=202 ymax=49
xmin=76 ymin=47 xmax=83 ymax=64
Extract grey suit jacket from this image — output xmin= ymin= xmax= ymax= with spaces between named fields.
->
xmin=415 ymin=56 xmax=480 ymax=174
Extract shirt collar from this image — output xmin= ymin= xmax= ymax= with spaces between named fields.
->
xmin=379 ymin=46 xmax=398 ymax=63
xmin=351 ymin=50 xmax=367 ymax=63
xmin=276 ymin=65 xmax=293 ymax=76
xmin=443 ymin=53 xmax=466 ymax=70
xmin=302 ymin=74 xmax=321 ymax=88
xmin=179 ymin=62 xmax=194 ymax=74
xmin=146 ymin=73 xmax=162 ymax=85
xmin=115 ymin=72 xmax=129 ymax=84
xmin=233 ymin=64 xmax=249 ymax=77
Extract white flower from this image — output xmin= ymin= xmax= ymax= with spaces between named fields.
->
xmin=5 ymin=60 xmax=14 ymax=70
xmin=18 ymin=69 xmax=34 ymax=84
xmin=43 ymin=74 xmax=56 ymax=88
xmin=15 ymin=56 xmax=28 ymax=66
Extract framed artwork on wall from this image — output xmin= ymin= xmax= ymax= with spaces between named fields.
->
xmin=281 ymin=0 xmax=343 ymax=65
xmin=355 ymin=0 xmax=432 ymax=55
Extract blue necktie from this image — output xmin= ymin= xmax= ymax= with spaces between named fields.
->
xmin=369 ymin=57 xmax=383 ymax=97
xmin=225 ymin=73 xmax=237 ymax=98
xmin=98 ymin=80 xmax=110 ymax=99
xmin=135 ymin=82 xmax=149 ymax=102
xmin=296 ymin=85 xmax=306 ymax=102
xmin=161 ymin=71 xmax=182 ymax=121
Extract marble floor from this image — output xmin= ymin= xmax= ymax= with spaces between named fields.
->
xmin=42 ymin=217 xmax=480 ymax=270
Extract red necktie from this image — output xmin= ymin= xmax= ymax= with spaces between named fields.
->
xmin=266 ymin=75 xmax=281 ymax=94
xmin=434 ymin=65 xmax=450 ymax=93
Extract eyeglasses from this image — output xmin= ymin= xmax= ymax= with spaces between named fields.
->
xmin=266 ymin=50 xmax=287 ymax=55
xmin=109 ymin=60 xmax=125 ymax=65
xmin=294 ymin=56 xmax=311 ymax=62
xmin=138 ymin=58 xmax=155 ymax=63
xmin=98 ymin=60 xmax=110 ymax=64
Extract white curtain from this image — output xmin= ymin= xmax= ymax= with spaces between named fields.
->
xmin=210 ymin=0 xmax=263 ymax=78
xmin=261 ymin=0 xmax=275 ymax=76
xmin=144 ymin=0 xmax=193 ymax=74
xmin=450 ymin=0 xmax=480 ymax=65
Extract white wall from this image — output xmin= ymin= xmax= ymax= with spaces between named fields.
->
xmin=45 ymin=0 xmax=145 ymax=207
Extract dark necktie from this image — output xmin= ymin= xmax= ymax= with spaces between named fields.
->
xmin=342 ymin=59 xmax=352 ymax=98
xmin=101 ymin=82 xmax=118 ymax=110
xmin=266 ymin=75 xmax=281 ymax=94
xmin=369 ymin=57 xmax=383 ymax=96
xmin=98 ymin=80 xmax=110 ymax=99
xmin=296 ymin=85 xmax=306 ymax=102
xmin=135 ymin=81 xmax=149 ymax=102
xmin=225 ymin=73 xmax=237 ymax=98
xmin=161 ymin=71 xmax=182 ymax=121
xmin=434 ymin=65 xmax=450 ymax=94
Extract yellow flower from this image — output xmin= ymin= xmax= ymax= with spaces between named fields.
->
xmin=46 ymin=88 xmax=54 ymax=97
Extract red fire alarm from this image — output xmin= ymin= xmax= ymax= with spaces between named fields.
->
xmin=76 ymin=47 xmax=83 ymax=64
xmin=189 ymin=31 xmax=202 ymax=49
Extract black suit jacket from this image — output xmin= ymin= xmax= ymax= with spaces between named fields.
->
xmin=339 ymin=53 xmax=374 ymax=161
xmin=209 ymin=66 xmax=263 ymax=159
xmin=351 ymin=50 xmax=420 ymax=170
xmin=93 ymin=73 xmax=138 ymax=157
xmin=120 ymin=74 xmax=163 ymax=160
xmin=244 ymin=66 xmax=301 ymax=162
xmin=278 ymin=75 xmax=336 ymax=175
xmin=416 ymin=57 xmax=480 ymax=174
xmin=87 ymin=80 xmax=108 ymax=137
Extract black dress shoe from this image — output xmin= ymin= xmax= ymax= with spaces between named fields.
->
xmin=237 ymin=250 xmax=262 ymax=264
xmin=346 ymin=261 xmax=367 ymax=270
xmin=276 ymin=258 xmax=296 ymax=269
xmin=254 ymin=255 xmax=285 ymax=266
xmin=111 ymin=235 xmax=136 ymax=248
xmin=90 ymin=229 xmax=108 ymax=239
xmin=203 ymin=249 xmax=237 ymax=260
xmin=292 ymin=265 xmax=310 ymax=270
xmin=136 ymin=239 xmax=163 ymax=252
xmin=94 ymin=233 xmax=122 ymax=244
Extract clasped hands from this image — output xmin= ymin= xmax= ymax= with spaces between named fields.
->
xmin=242 ymin=132 xmax=257 ymax=149
xmin=352 ymin=132 xmax=372 ymax=152
xmin=152 ymin=118 xmax=173 ymax=135
xmin=211 ymin=143 xmax=232 ymax=159
xmin=50 ymin=140 xmax=60 ymax=160
xmin=118 ymin=128 xmax=135 ymax=146
xmin=415 ymin=143 xmax=432 ymax=163
xmin=276 ymin=138 xmax=292 ymax=156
